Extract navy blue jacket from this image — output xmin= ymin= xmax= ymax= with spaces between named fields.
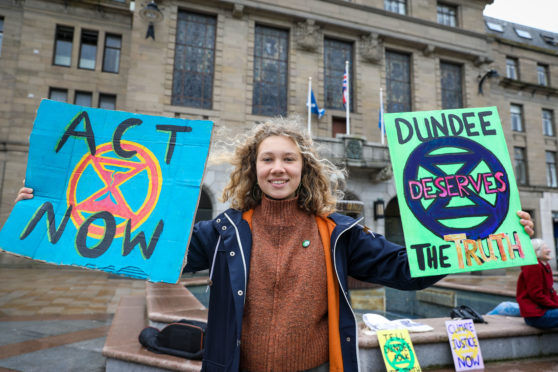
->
xmin=184 ymin=208 xmax=442 ymax=372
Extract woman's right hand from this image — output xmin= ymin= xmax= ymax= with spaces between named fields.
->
xmin=15 ymin=186 xmax=34 ymax=203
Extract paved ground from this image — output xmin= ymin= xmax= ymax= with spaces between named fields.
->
xmin=0 ymin=257 xmax=144 ymax=371
xmin=1 ymin=256 xmax=557 ymax=371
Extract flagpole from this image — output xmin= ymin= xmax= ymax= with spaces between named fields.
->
xmin=380 ymin=88 xmax=385 ymax=145
xmin=307 ymin=77 xmax=312 ymax=136
xmin=345 ymin=61 xmax=350 ymax=135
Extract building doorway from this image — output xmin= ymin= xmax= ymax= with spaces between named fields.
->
xmin=332 ymin=116 xmax=346 ymax=137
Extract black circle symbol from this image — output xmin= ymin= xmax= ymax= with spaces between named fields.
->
xmin=403 ymin=137 xmax=509 ymax=240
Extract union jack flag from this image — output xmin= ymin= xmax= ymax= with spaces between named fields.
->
xmin=342 ymin=64 xmax=349 ymax=108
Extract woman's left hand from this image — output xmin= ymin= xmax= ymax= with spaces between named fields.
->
xmin=517 ymin=210 xmax=534 ymax=237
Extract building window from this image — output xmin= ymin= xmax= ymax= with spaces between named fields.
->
xmin=172 ymin=11 xmax=216 ymax=109
xmin=324 ymin=38 xmax=353 ymax=111
xmin=103 ymin=34 xmax=121 ymax=73
xmin=386 ymin=50 xmax=411 ymax=113
xmin=486 ymin=21 xmax=503 ymax=33
xmin=0 ymin=16 xmax=4 ymax=56
xmin=252 ymin=25 xmax=289 ymax=117
xmin=506 ymin=57 xmax=518 ymax=80
xmin=543 ymin=109 xmax=555 ymax=137
xmin=49 ymin=88 xmax=68 ymax=102
xmin=547 ymin=151 xmax=557 ymax=188
xmin=440 ymin=61 xmax=462 ymax=109
xmin=385 ymin=0 xmax=406 ymax=15
xmin=537 ymin=64 xmax=549 ymax=86
xmin=511 ymin=104 xmax=523 ymax=132
xmin=514 ymin=28 xmax=532 ymax=39
xmin=514 ymin=147 xmax=527 ymax=185
xmin=53 ymin=25 xmax=74 ymax=66
xmin=79 ymin=29 xmax=98 ymax=70
xmin=74 ymin=91 xmax=92 ymax=107
xmin=99 ymin=93 xmax=116 ymax=110
xmin=437 ymin=3 xmax=457 ymax=27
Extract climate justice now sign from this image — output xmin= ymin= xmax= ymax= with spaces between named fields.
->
xmin=0 ymin=100 xmax=213 ymax=283
xmin=384 ymin=106 xmax=536 ymax=277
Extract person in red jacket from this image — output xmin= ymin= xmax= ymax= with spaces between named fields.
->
xmin=516 ymin=238 xmax=558 ymax=329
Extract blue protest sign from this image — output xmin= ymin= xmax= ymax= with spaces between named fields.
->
xmin=0 ymin=100 xmax=213 ymax=283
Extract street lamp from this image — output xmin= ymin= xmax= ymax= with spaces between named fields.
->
xmin=139 ymin=1 xmax=163 ymax=40
xmin=374 ymin=199 xmax=385 ymax=220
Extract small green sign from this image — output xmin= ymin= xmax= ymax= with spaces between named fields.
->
xmin=384 ymin=107 xmax=536 ymax=277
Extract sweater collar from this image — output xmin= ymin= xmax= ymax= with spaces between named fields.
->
xmin=257 ymin=195 xmax=307 ymax=225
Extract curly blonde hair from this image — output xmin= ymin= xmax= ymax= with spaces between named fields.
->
xmin=220 ymin=118 xmax=345 ymax=215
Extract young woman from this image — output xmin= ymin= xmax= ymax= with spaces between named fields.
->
xmin=516 ymin=238 xmax=558 ymax=329
xmin=16 ymin=118 xmax=535 ymax=372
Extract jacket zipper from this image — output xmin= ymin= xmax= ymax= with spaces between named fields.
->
xmin=224 ymin=212 xmax=248 ymax=304
xmin=333 ymin=217 xmax=363 ymax=372
xmin=206 ymin=236 xmax=221 ymax=292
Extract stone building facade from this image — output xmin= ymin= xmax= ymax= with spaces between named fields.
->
xmin=0 ymin=0 xmax=557 ymax=266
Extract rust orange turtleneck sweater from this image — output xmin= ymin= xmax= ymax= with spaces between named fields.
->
xmin=240 ymin=196 xmax=329 ymax=372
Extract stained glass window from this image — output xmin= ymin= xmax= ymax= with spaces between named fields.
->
xmin=385 ymin=50 xmax=411 ymax=113
xmin=172 ymin=11 xmax=216 ymax=109
xmin=441 ymin=61 xmax=463 ymax=109
xmin=252 ymin=25 xmax=289 ymax=117
xmin=324 ymin=38 xmax=353 ymax=111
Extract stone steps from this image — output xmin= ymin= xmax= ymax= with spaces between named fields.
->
xmin=103 ymin=279 xmax=558 ymax=371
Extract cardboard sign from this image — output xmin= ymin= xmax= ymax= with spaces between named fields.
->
xmin=445 ymin=319 xmax=484 ymax=371
xmin=384 ymin=107 xmax=536 ymax=277
xmin=0 ymin=100 xmax=213 ymax=283
xmin=377 ymin=328 xmax=422 ymax=372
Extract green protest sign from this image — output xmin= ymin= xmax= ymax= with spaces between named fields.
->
xmin=384 ymin=107 xmax=536 ymax=277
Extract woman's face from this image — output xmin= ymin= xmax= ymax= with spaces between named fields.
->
xmin=256 ymin=135 xmax=303 ymax=200
xmin=539 ymin=243 xmax=552 ymax=263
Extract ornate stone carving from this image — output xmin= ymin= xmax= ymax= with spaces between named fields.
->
xmin=474 ymin=55 xmax=490 ymax=67
xmin=345 ymin=138 xmax=363 ymax=160
xmin=232 ymin=4 xmax=244 ymax=19
xmin=359 ymin=33 xmax=382 ymax=64
xmin=423 ymin=44 xmax=435 ymax=56
xmin=294 ymin=19 xmax=321 ymax=52
xmin=374 ymin=165 xmax=393 ymax=182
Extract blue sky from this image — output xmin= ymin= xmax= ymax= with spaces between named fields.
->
xmin=483 ymin=0 xmax=558 ymax=33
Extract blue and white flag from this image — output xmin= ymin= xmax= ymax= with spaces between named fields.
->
xmin=309 ymin=89 xmax=325 ymax=119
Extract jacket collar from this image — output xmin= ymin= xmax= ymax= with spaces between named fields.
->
xmin=327 ymin=212 xmax=361 ymax=227
xmin=218 ymin=208 xmax=361 ymax=232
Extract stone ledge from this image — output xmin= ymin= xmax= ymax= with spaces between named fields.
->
xmin=103 ymin=295 xmax=202 ymax=372
xmin=146 ymin=281 xmax=208 ymax=326
xmin=435 ymin=275 xmax=517 ymax=297
xmin=358 ymin=315 xmax=558 ymax=370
